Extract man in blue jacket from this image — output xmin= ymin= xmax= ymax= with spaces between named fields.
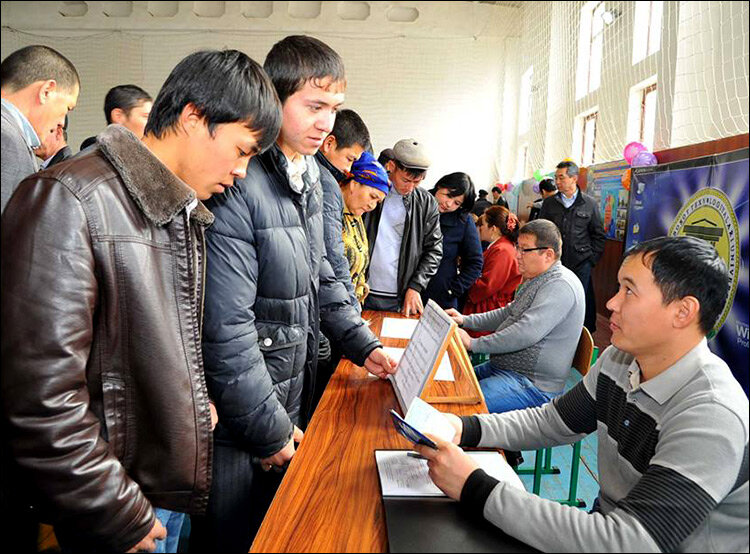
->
xmin=194 ymin=35 xmax=397 ymax=552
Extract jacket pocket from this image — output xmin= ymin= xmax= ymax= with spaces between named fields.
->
xmin=101 ymin=374 xmax=128 ymax=461
xmin=256 ymin=322 xmax=307 ymax=388
xmin=256 ymin=323 xmax=306 ymax=352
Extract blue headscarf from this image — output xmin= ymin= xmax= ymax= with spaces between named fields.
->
xmin=348 ymin=151 xmax=390 ymax=195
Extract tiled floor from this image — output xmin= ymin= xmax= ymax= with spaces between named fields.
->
xmin=516 ymin=369 xmax=600 ymax=509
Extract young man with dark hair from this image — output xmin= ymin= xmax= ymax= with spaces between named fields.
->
xmin=313 ymin=108 xmax=374 ymax=410
xmin=419 ymin=236 xmax=748 ymax=553
xmin=195 ymin=35 xmax=397 ymax=552
xmin=364 ymin=138 xmax=443 ymax=316
xmin=317 ymin=108 xmax=372 ymax=309
xmin=539 ymin=160 xmax=606 ymax=332
xmin=1 ymin=49 xmax=281 ymax=552
xmin=1 ymin=44 xmax=79 ymax=211
xmin=528 ymin=177 xmax=557 ymax=221
xmin=80 ymin=84 xmax=153 ymax=150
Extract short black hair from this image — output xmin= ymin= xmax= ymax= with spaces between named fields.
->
xmin=491 ymin=186 xmax=502 ymax=194
xmin=330 ymin=109 xmax=371 ymax=151
xmin=539 ymin=178 xmax=557 ymax=193
xmin=145 ymin=49 xmax=281 ymax=153
xmin=430 ymin=172 xmax=476 ymax=214
xmin=104 ymin=84 xmax=152 ymax=124
xmin=378 ymin=148 xmax=394 ymax=166
xmin=264 ymin=35 xmax=346 ymax=105
xmin=478 ymin=189 xmax=488 ymax=198
xmin=1 ymin=45 xmax=79 ymax=93
xmin=519 ymin=219 xmax=562 ymax=259
xmin=556 ymin=160 xmax=579 ymax=177
xmin=624 ymin=236 xmax=730 ymax=335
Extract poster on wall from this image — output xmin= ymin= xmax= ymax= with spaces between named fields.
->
xmin=587 ymin=160 xmax=630 ymax=241
xmin=627 ymin=148 xmax=749 ymax=395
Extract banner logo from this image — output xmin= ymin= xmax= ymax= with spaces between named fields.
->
xmin=670 ymin=188 xmax=740 ymax=337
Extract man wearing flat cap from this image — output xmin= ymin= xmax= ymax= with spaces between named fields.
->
xmin=363 ymin=138 xmax=443 ymax=316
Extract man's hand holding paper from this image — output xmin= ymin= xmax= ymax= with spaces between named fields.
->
xmin=414 ymin=435 xmax=480 ymax=500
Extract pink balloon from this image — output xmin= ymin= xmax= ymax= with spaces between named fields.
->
xmin=631 ymin=150 xmax=657 ymax=167
xmin=506 ymin=182 xmax=514 ymax=192
xmin=623 ymin=141 xmax=647 ymax=164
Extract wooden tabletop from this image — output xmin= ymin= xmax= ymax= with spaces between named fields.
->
xmin=250 ymin=311 xmax=489 ymax=553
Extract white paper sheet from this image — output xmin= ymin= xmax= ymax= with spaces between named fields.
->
xmin=404 ymin=397 xmax=456 ymax=443
xmin=380 ymin=317 xmax=419 ymax=339
xmin=382 ymin=347 xmax=454 ymax=382
xmin=376 ymin=450 xmax=525 ymax=497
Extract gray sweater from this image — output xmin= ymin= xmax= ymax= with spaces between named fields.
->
xmin=1 ymin=102 xmax=39 ymax=212
xmin=459 ymin=340 xmax=749 ymax=552
xmin=463 ymin=261 xmax=584 ymax=393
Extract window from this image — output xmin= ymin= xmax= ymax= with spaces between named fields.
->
xmin=576 ymin=1 xmax=605 ymax=100
xmin=626 ymin=77 xmax=658 ymax=153
xmin=581 ymin=111 xmax=598 ymax=166
xmin=632 ymin=1 xmax=663 ymax=64
xmin=639 ymin=83 xmax=658 ymax=151
xmin=517 ymin=66 xmax=533 ymax=136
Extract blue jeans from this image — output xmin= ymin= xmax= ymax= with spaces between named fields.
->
xmin=474 ymin=362 xmax=559 ymax=413
xmin=154 ymin=508 xmax=185 ymax=553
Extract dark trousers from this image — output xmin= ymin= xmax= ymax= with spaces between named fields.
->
xmin=363 ymin=293 xmax=400 ymax=312
xmin=311 ymin=334 xmax=342 ymax=418
xmin=189 ymin=442 xmax=284 ymax=553
xmin=573 ymin=262 xmax=597 ymax=333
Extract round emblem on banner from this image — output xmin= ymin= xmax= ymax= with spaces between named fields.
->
xmin=669 ymin=188 xmax=740 ymax=337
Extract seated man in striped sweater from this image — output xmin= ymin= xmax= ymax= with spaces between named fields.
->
xmin=417 ymin=236 xmax=748 ymax=552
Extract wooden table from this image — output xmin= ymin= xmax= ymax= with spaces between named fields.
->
xmin=250 ymin=311 xmax=489 ymax=553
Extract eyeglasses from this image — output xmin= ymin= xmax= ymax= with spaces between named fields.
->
xmin=515 ymin=244 xmax=550 ymax=254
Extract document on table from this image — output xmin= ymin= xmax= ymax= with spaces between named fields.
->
xmin=390 ymin=302 xmax=454 ymax=413
xmin=403 ymin=397 xmax=456 ymax=442
xmin=375 ymin=450 xmax=525 ymax=497
xmin=381 ymin=317 xmax=419 ymax=339
xmin=382 ymin=347 xmax=454 ymax=381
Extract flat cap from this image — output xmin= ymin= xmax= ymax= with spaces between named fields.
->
xmin=393 ymin=138 xmax=431 ymax=170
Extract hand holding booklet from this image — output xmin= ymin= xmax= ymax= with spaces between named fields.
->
xmin=383 ymin=398 xmax=524 ymax=496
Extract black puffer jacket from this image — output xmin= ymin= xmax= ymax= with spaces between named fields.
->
xmin=538 ymin=189 xmax=606 ymax=270
xmin=202 ymin=146 xmax=380 ymax=458
xmin=363 ymin=187 xmax=443 ymax=300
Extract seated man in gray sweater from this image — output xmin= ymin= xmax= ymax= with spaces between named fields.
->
xmin=448 ymin=219 xmax=585 ymax=414
xmin=418 ymin=236 xmax=748 ymax=553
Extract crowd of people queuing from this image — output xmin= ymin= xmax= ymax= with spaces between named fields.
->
xmin=1 ymin=37 xmax=747 ymax=553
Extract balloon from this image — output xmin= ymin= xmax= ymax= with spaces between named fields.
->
xmin=623 ymin=141 xmax=646 ymax=164
xmin=532 ymin=182 xmax=540 ymax=194
xmin=533 ymin=169 xmax=543 ymax=181
xmin=631 ymin=150 xmax=657 ymax=167
xmin=505 ymin=182 xmax=514 ymax=192
xmin=562 ymin=157 xmax=573 ymax=163
xmin=621 ymin=169 xmax=631 ymax=191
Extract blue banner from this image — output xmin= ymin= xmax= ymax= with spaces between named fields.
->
xmin=627 ymin=148 xmax=749 ymax=395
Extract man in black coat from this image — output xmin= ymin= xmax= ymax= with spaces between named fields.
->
xmin=471 ymin=189 xmax=493 ymax=216
xmin=363 ymin=138 xmax=443 ymax=316
xmin=194 ymin=36 xmax=397 ymax=552
xmin=539 ymin=161 xmax=606 ymax=332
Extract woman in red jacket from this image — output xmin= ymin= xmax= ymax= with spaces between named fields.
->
xmin=464 ymin=206 xmax=522 ymax=326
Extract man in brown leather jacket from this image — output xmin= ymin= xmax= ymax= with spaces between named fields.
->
xmin=1 ymin=50 xmax=281 ymax=552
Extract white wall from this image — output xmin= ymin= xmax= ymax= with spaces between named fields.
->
xmin=497 ymin=1 xmax=748 ymax=182
xmin=2 ymin=1 xmax=747 ymax=190
xmin=0 ymin=1 xmax=520 ymax=191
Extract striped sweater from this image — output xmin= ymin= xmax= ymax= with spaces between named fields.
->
xmin=459 ymin=340 xmax=749 ymax=552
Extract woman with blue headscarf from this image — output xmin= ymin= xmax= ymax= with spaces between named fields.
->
xmin=339 ymin=151 xmax=390 ymax=305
